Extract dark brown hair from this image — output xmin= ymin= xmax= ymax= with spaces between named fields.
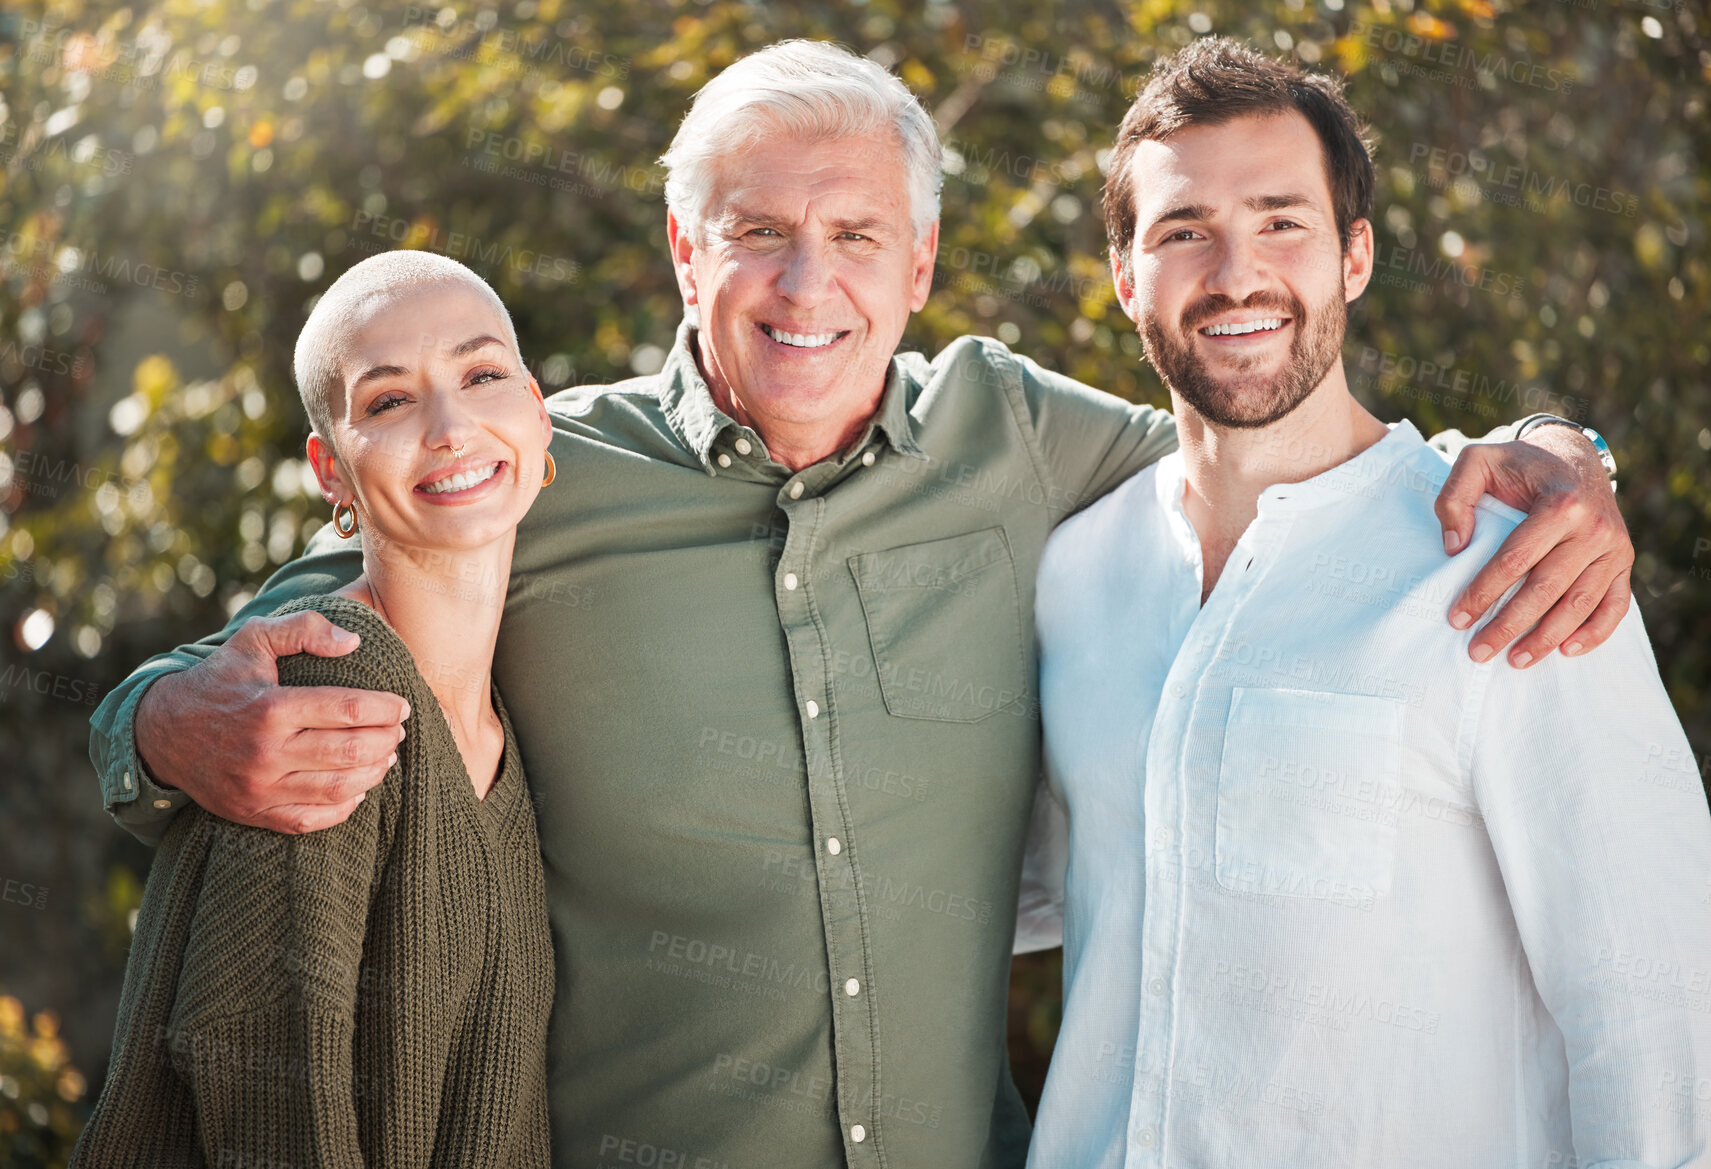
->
xmin=1103 ymin=37 xmax=1376 ymax=258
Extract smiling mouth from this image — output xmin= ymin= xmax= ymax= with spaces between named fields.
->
xmin=760 ymin=323 xmax=849 ymax=349
xmin=1200 ymin=318 xmax=1290 ymax=337
xmin=419 ymin=461 xmax=502 ymax=495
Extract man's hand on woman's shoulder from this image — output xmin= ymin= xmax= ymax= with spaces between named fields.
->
xmin=135 ymin=610 xmax=410 ymax=834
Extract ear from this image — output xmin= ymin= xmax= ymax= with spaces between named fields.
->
xmin=528 ymin=376 xmax=553 ymax=448
xmin=1110 ymin=245 xmax=1140 ymax=323
xmin=306 ymin=433 xmax=352 ymax=504
xmin=1342 ymin=217 xmax=1374 ymax=303
xmin=907 ymin=219 xmax=941 ymax=313
xmin=667 ymin=210 xmax=700 ymax=308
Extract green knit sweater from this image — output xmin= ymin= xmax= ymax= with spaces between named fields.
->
xmin=73 ymin=595 xmax=554 ymax=1167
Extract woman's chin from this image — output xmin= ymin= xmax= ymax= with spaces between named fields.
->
xmin=363 ymin=519 xmax=515 ymax=561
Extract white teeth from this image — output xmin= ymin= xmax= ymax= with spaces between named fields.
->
xmin=764 ymin=325 xmax=840 ymax=348
xmin=1203 ymin=318 xmax=1285 ymax=336
xmin=422 ymin=462 xmax=499 ymax=495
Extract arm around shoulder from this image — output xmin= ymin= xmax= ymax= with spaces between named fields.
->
xmin=1007 ymin=345 xmax=1178 ymax=521
xmin=91 ymin=524 xmax=367 ymax=843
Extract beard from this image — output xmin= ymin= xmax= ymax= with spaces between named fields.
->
xmin=1141 ymin=286 xmax=1346 ymax=430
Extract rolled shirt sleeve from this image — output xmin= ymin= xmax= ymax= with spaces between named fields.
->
xmin=87 ymin=523 xmax=363 ymax=844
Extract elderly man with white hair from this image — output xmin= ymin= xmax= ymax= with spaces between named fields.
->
xmin=90 ymin=39 xmax=1631 ymax=1167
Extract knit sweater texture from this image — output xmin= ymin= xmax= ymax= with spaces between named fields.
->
xmin=72 ymin=594 xmax=554 ymax=1167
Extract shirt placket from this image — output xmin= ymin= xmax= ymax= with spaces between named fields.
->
xmin=1131 ymin=623 xmax=1203 ymax=1166
xmin=772 ymin=457 xmax=888 ymax=1167
xmin=1129 ymin=504 xmax=1287 ymax=1166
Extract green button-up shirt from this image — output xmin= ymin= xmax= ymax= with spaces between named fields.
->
xmin=88 ymin=320 xmax=1177 ymax=1166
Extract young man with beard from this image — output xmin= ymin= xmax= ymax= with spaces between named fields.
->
xmin=1027 ymin=38 xmax=1711 ymax=1168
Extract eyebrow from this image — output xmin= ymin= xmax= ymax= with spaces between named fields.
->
xmin=350 ymin=362 xmax=409 ymax=390
xmin=720 ymin=208 xmax=791 ymax=231
xmin=829 ymin=216 xmax=888 ymax=235
xmin=1149 ymin=192 xmax=1318 ymax=229
xmin=350 ymin=335 xmax=506 ymax=390
xmin=450 ymin=334 xmax=505 ymax=358
xmin=720 ymin=209 xmax=891 ymax=236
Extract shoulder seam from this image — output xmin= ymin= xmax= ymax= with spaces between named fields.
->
xmin=978 ymin=340 xmax=1057 ymax=507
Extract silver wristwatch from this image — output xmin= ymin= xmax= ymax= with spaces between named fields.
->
xmin=1513 ymin=413 xmax=1618 ymax=487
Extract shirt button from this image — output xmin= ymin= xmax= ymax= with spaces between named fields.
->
xmin=788 ymin=480 xmax=805 ymax=499
xmin=826 ymin=837 xmax=842 ymax=855
xmin=850 ymin=1124 xmax=867 ymax=1143
xmin=861 ymin=450 xmax=876 ymax=467
xmin=735 ymin=437 xmax=752 ymax=456
xmin=716 ymin=453 xmax=732 ymax=468
xmin=153 ymin=798 xmax=172 ymax=809
xmin=1137 ymin=1125 xmax=1156 ymax=1146
xmin=121 ymin=770 xmax=133 ymax=792
xmin=806 ymin=699 xmax=820 ymax=719
xmin=783 ymin=572 xmax=799 ymax=591
xmin=1152 ymin=828 xmax=1172 ymax=847
xmin=1148 ymin=977 xmax=1167 ymax=996
xmin=1171 ymin=682 xmax=1186 ymax=698
xmin=844 ymin=977 xmax=861 ymax=997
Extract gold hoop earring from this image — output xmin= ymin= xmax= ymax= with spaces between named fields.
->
xmin=333 ymin=501 xmax=359 ymax=538
xmin=542 ymin=452 xmax=556 ymax=487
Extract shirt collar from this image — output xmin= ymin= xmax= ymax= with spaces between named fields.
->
xmin=657 ymin=318 xmax=925 ymax=474
xmin=848 ymin=357 xmax=927 ymax=462
xmin=1157 ymin=419 xmax=1428 ymax=518
xmin=1257 ymin=419 xmax=1426 ymax=512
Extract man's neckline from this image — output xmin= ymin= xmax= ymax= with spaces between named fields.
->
xmin=1160 ymin=419 xmax=1426 ymax=517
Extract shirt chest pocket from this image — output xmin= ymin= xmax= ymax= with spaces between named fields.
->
xmin=848 ymin=526 xmax=1026 ymax=723
xmin=1214 ymin=687 xmax=1404 ymax=902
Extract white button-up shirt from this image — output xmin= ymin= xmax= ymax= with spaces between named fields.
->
xmin=1027 ymin=421 xmax=1711 ymax=1168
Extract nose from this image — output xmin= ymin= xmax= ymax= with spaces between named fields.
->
xmin=1202 ymin=231 xmax=1269 ymax=305
xmin=776 ymin=235 xmax=835 ymax=308
xmin=425 ymin=389 xmax=480 ymax=459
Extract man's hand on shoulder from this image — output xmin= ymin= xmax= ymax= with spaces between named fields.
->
xmin=135 ymin=611 xmax=410 ymax=833
xmin=1433 ymin=428 xmax=1632 ymax=668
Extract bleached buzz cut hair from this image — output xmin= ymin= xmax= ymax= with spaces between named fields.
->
xmin=292 ymin=250 xmax=522 ymax=448
xmin=659 ymin=39 xmax=943 ymax=243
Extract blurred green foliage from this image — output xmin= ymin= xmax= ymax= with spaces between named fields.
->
xmin=0 ymin=0 xmax=1705 ymax=1157
xmin=0 ymin=994 xmax=86 ymax=1167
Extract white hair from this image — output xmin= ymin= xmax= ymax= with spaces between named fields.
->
xmin=292 ymin=250 xmax=522 ymax=448
xmin=660 ymin=39 xmax=943 ymax=243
